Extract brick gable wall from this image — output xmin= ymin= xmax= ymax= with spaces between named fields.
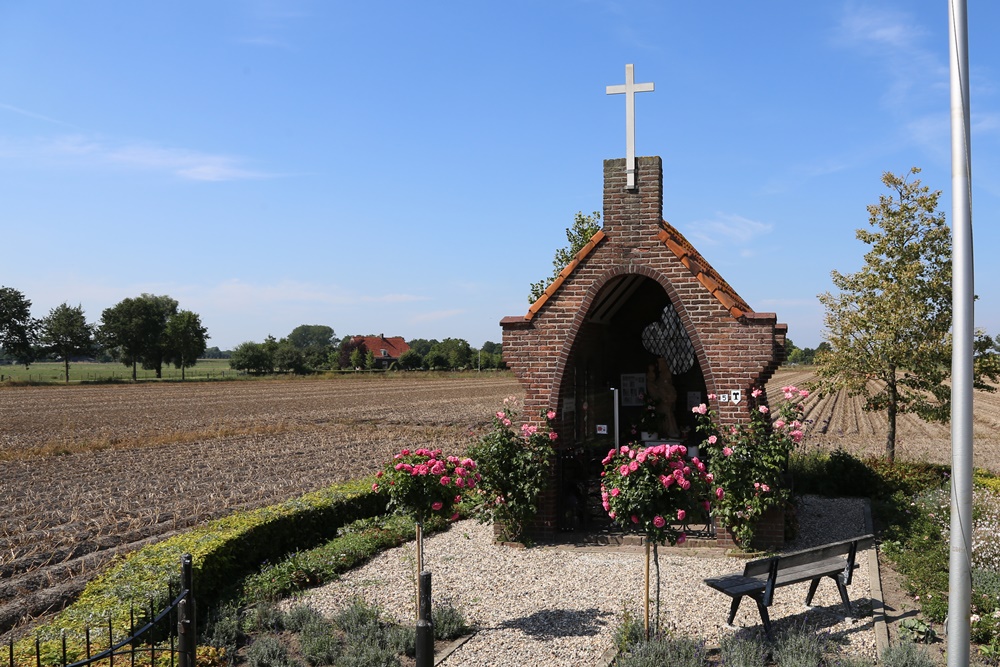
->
xmin=501 ymin=156 xmax=787 ymax=542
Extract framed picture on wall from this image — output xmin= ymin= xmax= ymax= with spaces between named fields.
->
xmin=620 ymin=373 xmax=646 ymax=407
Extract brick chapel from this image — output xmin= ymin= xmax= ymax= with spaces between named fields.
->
xmin=501 ymin=156 xmax=787 ymax=543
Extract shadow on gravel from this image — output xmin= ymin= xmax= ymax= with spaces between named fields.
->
xmin=497 ymin=607 xmax=613 ymax=639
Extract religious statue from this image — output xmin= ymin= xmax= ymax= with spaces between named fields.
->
xmin=645 ymin=357 xmax=680 ymax=439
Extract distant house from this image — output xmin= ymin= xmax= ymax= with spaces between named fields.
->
xmin=351 ymin=334 xmax=410 ymax=368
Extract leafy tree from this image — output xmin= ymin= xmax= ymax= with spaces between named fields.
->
xmin=164 ymin=310 xmax=209 ymax=380
xmin=348 ymin=346 xmax=365 ymax=370
xmin=39 ymin=303 xmax=95 ymax=382
xmin=229 ymin=341 xmax=274 ymax=375
xmin=337 ymin=337 xmax=365 ymax=369
xmin=407 ymin=338 xmax=437 ymax=357
xmin=816 ymin=168 xmax=999 ymax=462
xmin=137 ymin=294 xmax=179 ymax=378
xmin=423 ymin=349 xmax=448 ymax=370
xmin=398 ymin=349 xmax=423 ymax=370
xmin=528 ymin=211 xmax=602 ymax=303
xmin=429 ymin=338 xmax=473 ymax=370
xmin=202 ymin=346 xmax=230 ymax=359
xmin=287 ymin=324 xmax=338 ymax=370
xmin=364 ymin=349 xmax=376 ymax=370
xmin=0 ymin=286 xmax=37 ymax=366
xmin=273 ymin=340 xmax=308 ymax=375
xmin=99 ymin=295 xmax=168 ymax=381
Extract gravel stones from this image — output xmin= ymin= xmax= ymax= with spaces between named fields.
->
xmin=298 ymin=497 xmax=878 ymax=666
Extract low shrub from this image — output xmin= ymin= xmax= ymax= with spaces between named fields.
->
xmin=616 ymin=635 xmax=706 ymax=667
xmin=880 ymin=641 xmax=935 ymax=667
xmin=432 ymin=601 xmax=469 ymax=640
xmin=246 ymin=636 xmax=298 ymax=667
xmin=719 ymin=629 xmax=767 ymax=667
xmin=772 ymin=622 xmax=829 ymax=667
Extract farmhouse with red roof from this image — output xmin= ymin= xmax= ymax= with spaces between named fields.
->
xmin=350 ymin=334 xmax=410 ymax=368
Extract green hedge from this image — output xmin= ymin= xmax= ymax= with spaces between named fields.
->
xmin=18 ymin=478 xmax=383 ymax=664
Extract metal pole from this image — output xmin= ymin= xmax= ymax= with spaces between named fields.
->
xmin=948 ymin=1 xmax=973 ymax=664
xmin=611 ymin=388 xmax=620 ymax=454
xmin=177 ymin=554 xmax=195 ymax=667
xmin=415 ymin=571 xmax=434 ymax=667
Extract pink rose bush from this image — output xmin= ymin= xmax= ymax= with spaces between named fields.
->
xmin=693 ymin=385 xmax=810 ymax=548
xmin=376 ymin=447 xmax=479 ymax=523
xmin=466 ymin=397 xmax=557 ymax=543
xmin=601 ymin=443 xmax=712 ymax=545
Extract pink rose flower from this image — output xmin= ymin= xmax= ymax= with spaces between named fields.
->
xmin=431 ymin=501 xmax=443 ymax=511
xmin=791 ymin=430 xmax=804 ymax=443
xmin=716 ymin=487 xmax=725 ymax=499
xmin=454 ymin=495 xmax=462 ymax=503
xmin=439 ymin=476 xmax=452 ymax=485
xmin=653 ymin=515 xmax=666 ymax=528
xmin=774 ymin=420 xmax=785 ymax=429
xmin=628 ymin=460 xmax=639 ymax=472
xmin=692 ymin=404 xmax=708 ymax=415
xmin=707 ymin=393 xmax=717 ymax=400
xmin=759 ymin=405 xmax=769 ymax=414
xmin=708 ymin=435 xmax=717 ymax=445
xmin=400 ymin=449 xmax=411 ymax=456
xmin=703 ymin=500 xmax=712 ymax=512
xmin=609 ymin=511 xmax=616 ymax=519
xmin=546 ymin=409 xmax=556 ymax=419
xmin=372 ymin=483 xmax=379 ymax=491
xmin=799 ymin=390 xmax=810 ymax=398
xmin=375 ymin=470 xmax=383 ymax=478
xmin=619 ymin=464 xmax=630 ymax=476
xmin=549 ymin=431 xmax=559 ymax=441
xmin=761 ymin=484 xmax=771 ymax=493
xmin=631 ymin=515 xmax=639 ymax=524
xmin=676 ymin=509 xmax=686 ymax=521
xmin=751 ymin=388 xmax=763 ymax=398
xmin=450 ymin=513 xmax=460 ymax=521
xmin=677 ymin=533 xmax=687 ymax=545
xmin=610 ymin=488 xmax=620 ymax=497
xmin=722 ymin=447 xmax=733 ymax=457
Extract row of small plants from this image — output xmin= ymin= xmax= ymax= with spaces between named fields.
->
xmin=612 ymin=617 xmax=935 ymax=667
xmin=789 ymin=447 xmax=1000 ymax=661
xmin=206 ymin=598 xmax=468 ymax=667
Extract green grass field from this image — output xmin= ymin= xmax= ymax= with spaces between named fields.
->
xmin=0 ymin=358 xmax=235 ymax=383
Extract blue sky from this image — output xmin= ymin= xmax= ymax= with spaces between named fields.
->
xmin=2 ymin=2 xmax=998 ymax=350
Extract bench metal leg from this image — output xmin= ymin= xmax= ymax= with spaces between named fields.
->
xmin=835 ymin=576 xmax=853 ymax=616
xmin=804 ymin=578 xmax=821 ymax=607
xmin=727 ymin=596 xmax=743 ymax=626
xmin=753 ymin=596 xmax=774 ymax=641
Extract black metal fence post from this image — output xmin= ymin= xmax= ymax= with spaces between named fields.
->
xmin=176 ymin=554 xmax=195 ymax=667
xmin=415 ymin=570 xmax=433 ymax=667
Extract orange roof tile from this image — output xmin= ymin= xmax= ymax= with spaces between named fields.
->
xmin=523 ymin=223 xmax=752 ymax=322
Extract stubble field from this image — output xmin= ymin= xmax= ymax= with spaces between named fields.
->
xmin=2 ymin=368 xmax=999 ymax=639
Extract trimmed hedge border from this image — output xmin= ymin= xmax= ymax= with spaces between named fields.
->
xmin=16 ymin=477 xmax=383 ymax=664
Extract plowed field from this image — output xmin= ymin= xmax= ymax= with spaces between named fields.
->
xmin=769 ymin=367 xmax=1000 ymax=472
xmin=0 ymin=373 xmax=520 ymax=639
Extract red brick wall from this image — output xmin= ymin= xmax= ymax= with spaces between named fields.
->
xmin=501 ymin=156 xmax=787 ymax=544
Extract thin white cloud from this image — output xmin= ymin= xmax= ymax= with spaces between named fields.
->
xmin=0 ymin=134 xmax=270 ymax=181
xmin=683 ymin=213 xmax=773 ymax=247
xmin=833 ymin=5 xmax=947 ymax=110
xmin=0 ymin=102 xmax=74 ymax=127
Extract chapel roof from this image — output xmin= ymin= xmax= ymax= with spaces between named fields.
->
xmin=523 ymin=220 xmax=752 ymax=322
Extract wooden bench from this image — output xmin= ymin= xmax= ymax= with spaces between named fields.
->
xmin=703 ymin=534 xmax=874 ymax=639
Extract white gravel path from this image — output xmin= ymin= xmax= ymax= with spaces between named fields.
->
xmin=294 ymin=496 xmax=877 ymax=666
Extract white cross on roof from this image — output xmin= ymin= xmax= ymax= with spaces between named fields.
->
xmin=607 ymin=64 xmax=654 ymax=190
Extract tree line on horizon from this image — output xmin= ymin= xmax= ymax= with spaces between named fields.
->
xmin=227 ymin=329 xmax=504 ymax=375
xmin=0 ymin=289 xmax=209 ymax=382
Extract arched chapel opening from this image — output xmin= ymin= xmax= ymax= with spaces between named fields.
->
xmin=501 ymin=156 xmax=787 ymax=542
